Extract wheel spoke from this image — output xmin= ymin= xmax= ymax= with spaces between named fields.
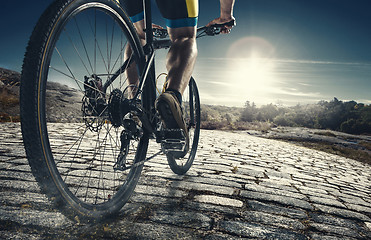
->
xmin=87 ymin=11 xmax=110 ymax=74
xmin=110 ymin=38 xmax=128 ymax=76
xmin=109 ymin=21 xmax=115 ymax=73
xmin=49 ymin=65 xmax=104 ymax=95
xmin=55 ymin=124 xmax=88 ymax=165
xmin=54 ymin=46 xmax=78 ymax=85
xmin=74 ymin=17 xmax=95 ymax=74
xmin=62 ymin=26 xmax=91 ymax=76
xmin=25 ymin=3 xmax=148 ymax=214
xmin=61 ymin=127 xmax=89 ymax=182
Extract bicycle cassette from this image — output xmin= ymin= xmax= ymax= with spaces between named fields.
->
xmin=108 ymin=89 xmax=132 ymax=127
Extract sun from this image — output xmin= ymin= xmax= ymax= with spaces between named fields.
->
xmin=228 ymin=57 xmax=276 ymax=97
xmin=226 ymin=37 xmax=277 ymax=101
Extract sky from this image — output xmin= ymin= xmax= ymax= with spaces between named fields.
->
xmin=1 ymin=0 xmax=370 ymax=107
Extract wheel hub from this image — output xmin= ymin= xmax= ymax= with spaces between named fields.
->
xmin=108 ymin=88 xmax=131 ymax=127
xmin=82 ymin=75 xmax=107 ymax=131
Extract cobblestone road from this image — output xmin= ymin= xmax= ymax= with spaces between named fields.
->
xmin=0 ymin=123 xmax=370 ymax=239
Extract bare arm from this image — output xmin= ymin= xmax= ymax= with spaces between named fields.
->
xmin=220 ymin=0 xmax=235 ymax=21
xmin=207 ymin=0 xmax=236 ymax=33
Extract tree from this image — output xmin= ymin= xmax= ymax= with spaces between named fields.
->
xmin=240 ymin=101 xmax=257 ymax=122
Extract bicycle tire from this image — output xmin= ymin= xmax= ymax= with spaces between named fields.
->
xmin=20 ymin=0 xmax=147 ymax=222
xmin=167 ymin=77 xmax=201 ymax=175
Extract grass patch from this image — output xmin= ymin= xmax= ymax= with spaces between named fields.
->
xmin=0 ymin=113 xmax=20 ymax=122
xmin=201 ymin=120 xmax=273 ymax=131
xmin=0 ymin=87 xmax=19 ymax=108
xmin=315 ymin=131 xmax=336 ymax=137
xmin=0 ymin=86 xmax=20 ymax=122
xmin=289 ymin=140 xmax=371 ymax=165
xmin=359 ymin=141 xmax=371 ymax=151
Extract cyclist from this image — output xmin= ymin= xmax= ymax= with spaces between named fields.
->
xmin=121 ymin=0 xmax=235 ymax=157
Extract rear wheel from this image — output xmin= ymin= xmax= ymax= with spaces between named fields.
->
xmin=20 ymin=0 xmax=146 ymax=222
xmin=167 ymin=77 xmax=201 ymax=175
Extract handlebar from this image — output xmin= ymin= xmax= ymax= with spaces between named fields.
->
xmin=197 ymin=20 xmax=236 ymax=37
xmin=153 ymin=20 xmax=236 ymax=39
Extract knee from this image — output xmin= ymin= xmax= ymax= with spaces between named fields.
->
xmin=169 ymin=26 xmax=196 ymax=43
xmin=171 ymin=36 xmax=198 ymax=56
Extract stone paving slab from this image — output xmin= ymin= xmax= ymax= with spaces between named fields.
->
xmin=1 ymin=123 xmax=371 ymax=239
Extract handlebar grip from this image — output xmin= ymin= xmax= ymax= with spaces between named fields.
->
xmin=210 ymin=19 xmax=236 ymax=28
xmin=199 ymin=19 xmax=236 ymax=36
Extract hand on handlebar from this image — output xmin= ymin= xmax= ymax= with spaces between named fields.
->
xmin=152 ymin=23 xmax=163 ymax=30
xmin=153 ymin=19 xmax=235 ymax=40
xmin=206 ymin=17 xmax=236 ymax=34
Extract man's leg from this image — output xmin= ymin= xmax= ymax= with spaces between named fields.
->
xmin=156 ymin=26 xmax=197 ymax=131
xmin=125 ymin=24 xmax=197 ymax=100
xmin=124 ymin=20 xmax=145 ymax=98
xmin=155 ymin=26 xmax=197 ymax=158
xmin=166 ymin=26 xmax=198 ymax=96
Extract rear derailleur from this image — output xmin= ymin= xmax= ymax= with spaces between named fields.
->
xmin=109 ymin=88 xmax=143 ymax=170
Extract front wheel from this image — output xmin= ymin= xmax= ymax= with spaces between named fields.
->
xmin=167 ymin=77 xmax=201 ymax=175
xmin=20 ymin=0 xmax=147 ymax=222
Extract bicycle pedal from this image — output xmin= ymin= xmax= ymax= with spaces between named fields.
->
xmin=161 ymin=138 xmax=186 ymax=154
xmin=160 ymin=129 xmax=186 ymax=154
xmin=162 ymin=128 xmax=185 ymax=140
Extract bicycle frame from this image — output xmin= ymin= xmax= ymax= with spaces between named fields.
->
xmin=104 ymin=0 xmax=233 ymax=135
xmin=107 ymin=0 xmax=191 ymax=135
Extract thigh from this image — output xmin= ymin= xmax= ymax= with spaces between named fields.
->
xmin=120 ymin=0 xmax=145 ymax=39
xmin=121 ymin=0 xmax=144 ymax=22
xmin=156 ymin=0 xmax=199 ymax=28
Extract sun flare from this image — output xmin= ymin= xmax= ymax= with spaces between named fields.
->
xmin=226 ymin=36 xmax=277 ymax=101
xmin=228 ymin=57 xmax=276 ymax=97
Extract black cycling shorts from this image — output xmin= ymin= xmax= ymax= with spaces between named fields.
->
xmin=120 ymin=0 xmax=198 ymax=28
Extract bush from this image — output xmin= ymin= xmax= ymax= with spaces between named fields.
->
xmin=201 ymin=120 xmax=230 ymax=130
xmin=340 ymin=119 xmax=357 ymax=133
xmin=273 ymin=114 xmax=294 ymax=126
xmin=239 ymin=98 xmax=371 ymax=135
xmin=0 ymin=87 xmax=19 ymax=108
xmin=341 ymin=119 xmax=371 ymax=134
xmin=0 ymin=112 xmax=20 ymax=122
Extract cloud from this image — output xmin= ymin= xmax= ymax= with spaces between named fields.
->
xmin=272 ymin=88 xmax=321 ymax=98
xmin=273 ymin=59 xmax=371 ymax=66
xmin=204 ymin=81 xmax=230 ymax=86
xmin=353 ymin=99 xmax=371 ymax=105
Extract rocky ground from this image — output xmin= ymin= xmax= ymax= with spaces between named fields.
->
xmin=246 ymin=127 xmax=371 ymax=165
xmin=0 ymin=122 xmax=371 ymax=239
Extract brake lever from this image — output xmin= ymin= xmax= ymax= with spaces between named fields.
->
xmin=212 ymin=19 xmax=236 ymax=28
xmin=205 ymin=20 xmax=236 ymax=36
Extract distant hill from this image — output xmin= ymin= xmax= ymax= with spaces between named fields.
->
xmin=0 ymin=67 xmax=248 ymax=125
xmin=0 ymin=68 xmax=20 ymax=121
xmin=0 ymin=67 xmax=260 ymax=127
xmin=0 ymin=68 xmax=20 ymax=87
xmin=0 ymin=68 xmax=83 ymax=122
xmin=45 ymin=81 xmax=83 ymax=122
xmin=5 ymin=67 xmax=367 ymax=135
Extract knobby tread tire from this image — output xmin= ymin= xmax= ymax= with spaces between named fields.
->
xmin=21 ymin=0 xmax=146 ymax=222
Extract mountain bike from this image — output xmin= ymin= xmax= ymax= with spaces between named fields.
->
xmin=20 ymin=0 xmax=234 ymax=222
